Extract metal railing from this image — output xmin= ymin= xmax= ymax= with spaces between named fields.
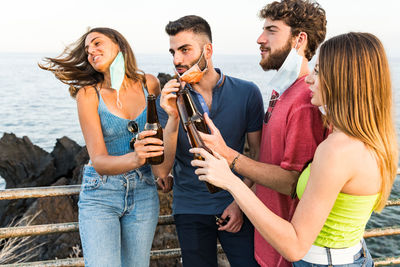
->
xmin=1 ymin=184 xmax=399 ymax=266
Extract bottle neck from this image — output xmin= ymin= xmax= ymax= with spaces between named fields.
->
xmin=146 ymin=95 xmax=159 ymax=124
xmin=183 ymin=88 xmax=201 ymax=117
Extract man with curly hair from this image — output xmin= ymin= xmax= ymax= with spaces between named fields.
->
xmin=201 ymin=0 xmax=328 ymax=266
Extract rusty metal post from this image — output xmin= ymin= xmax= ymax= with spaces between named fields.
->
xmin=364 ymin=226 xmax=400 ymax=238
xmin=0 ymin=183 xmax=399 ymax=266
xmin=157 ymin=215 xmax=174 ymax=225
xmin=375 ymin=256 xmax=400 ymax=266
xmin=0 ymin=216 xmax=175 ymax=238
xmin=0 ymin=258 xmax=84 ymax=267
xmin=0 ymin=222 xmax=78 ymax=239
xmin=386 ymin=198 xmax=400 ymax=207
xmin=0 ymin=185 xmax=81 ymax=200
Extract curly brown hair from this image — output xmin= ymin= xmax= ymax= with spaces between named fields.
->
xmin=259 ymin=0 xmax=327 ymax=61
xmin=39 ymin=27 xmax=146 ymax=98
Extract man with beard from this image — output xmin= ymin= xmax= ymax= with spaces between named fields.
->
xmin=199 ymin=1 xmax=327 ymax=266
xmin=156 ymin=15 xmax=264 ymax=267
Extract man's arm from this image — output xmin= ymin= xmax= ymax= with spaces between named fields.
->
xmin=151 ymin=79 xmax=181 ymax=178
xmin=201 ymin=113 xmax=299 ymax=196
xmin=152 ymin=115 xmax=179 ymax=178
xmin=240 ymin=130 xmax=261 ymax=189
xmin=218 ymin=129 xmax=262 ymax=232
xmin=232 ymin=152 xmax=299 ymax=196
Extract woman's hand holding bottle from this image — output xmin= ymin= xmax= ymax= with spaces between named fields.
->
xmin=132 ymin=130 xmax=164 ymax=167
xmin=190 ymin=148 xmax=237 ymax=191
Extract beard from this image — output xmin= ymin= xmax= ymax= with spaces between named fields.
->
xmin=259 ymin=38 xmax=292 ymax=71
xmin=175 ymin=50 xmax=207 ymax=73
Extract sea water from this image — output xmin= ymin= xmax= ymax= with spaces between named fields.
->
xmin=0 ymin=52 xmax=399 ymax=261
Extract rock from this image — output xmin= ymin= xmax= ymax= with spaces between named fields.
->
xmin=70 ymin=146 xmax=89 ymax=186
xmin=0 ymin=133 xmax=56 ymax=189
xmin=51 ymin=137 xmax=82 ymax=179
xmin=0 ymin=133 xmax=206 ymax=265
xmin=0 ymin=133 xmax=57 ymax=226
xmin=151 ymin=191 xmax=180 ymax=267
xmin=157 ymin=73 xmax=174 ymax=88
xmin=23 ymin=177 xmax=81 ymax=261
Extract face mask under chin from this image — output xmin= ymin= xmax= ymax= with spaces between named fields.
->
xmin=266 ymin=34 xmax=304 ymax=95
xmin=178 ymin=48 xmax=208 ymax=84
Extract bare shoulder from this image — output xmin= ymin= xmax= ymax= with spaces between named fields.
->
xmin=76 ymin=86 xmax=99 ymax=103
xmin=314 ymin=131 xmax=367 ymax=173
xmin=145 ymin=74 xmax=161 ymax=96
xmin=317 ymin=132 xmax=356 ymax=157
xmin=75 ymin=86 xmax=100 ymax=115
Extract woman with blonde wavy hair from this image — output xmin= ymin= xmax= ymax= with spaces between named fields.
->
xmin=191 ymin=32 xmax=398 ymax=267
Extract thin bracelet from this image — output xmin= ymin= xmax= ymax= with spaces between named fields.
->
xmin=230 ymin=153 xmax=241 ymax=171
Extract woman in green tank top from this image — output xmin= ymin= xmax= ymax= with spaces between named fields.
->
xmin=190 ymin=32 xmax=398 ymax=266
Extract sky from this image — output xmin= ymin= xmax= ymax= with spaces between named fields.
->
xmin=1 ymin=0 xmax=399 ymax=57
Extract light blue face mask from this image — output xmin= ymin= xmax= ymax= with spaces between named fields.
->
xmin=319 ymin=105 xmax=327 ymax=115
xmin=267 ymin=36 xmax=303 ymax=96
xmin=109 ymin=51 xmax=125 ymax=108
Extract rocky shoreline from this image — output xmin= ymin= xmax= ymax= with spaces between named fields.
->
xmin=0 ymin=133 xmax=181 ymax=266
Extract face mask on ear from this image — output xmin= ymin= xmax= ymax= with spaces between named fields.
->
xmin=267 ymin=34 xmax=303 ymax=95
xmin=109 ymin=51 xmax=125 ymax=109
xmin=178 ymin=47 xmax=208 ymax=84
xmin=319 ymin=105 xmax=327 ymax=115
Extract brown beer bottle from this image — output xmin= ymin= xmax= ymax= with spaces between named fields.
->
xmin=185 ymin=120 xmax=221 ymax=194
xmin=176 ymin=83 xmax=190 ymax=131
xmin=181 ymin=88 xmax=209 ymax=134
xmin=144 ymin=94 xmax=164 ymax=165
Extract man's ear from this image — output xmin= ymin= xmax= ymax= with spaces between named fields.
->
xmin=294 ymin=32 xmax=308 ymax=56
xmin=204 ymin=43 xmax=213 ymax=60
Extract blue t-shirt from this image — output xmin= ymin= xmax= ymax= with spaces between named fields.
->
xmin=157 ymin=69 xmax=264 ymax=215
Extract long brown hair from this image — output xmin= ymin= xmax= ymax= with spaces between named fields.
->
xmin=319 ymin=32 xmax=398 ymax=211
xmin=39 ymin=27 xmax=146 ymax=98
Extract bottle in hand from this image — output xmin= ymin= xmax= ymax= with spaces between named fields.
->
xmin=181 ymin=88 xmax=209 ymax=133
xmin=185 ymin=120 xmax=221 ymax=194
xmin=176 ymin=84 xmax=190 ymax=131
xmin=144 ymin=94 xmax=164 ymax=165
xmin=175 ymin=77 xmax=208 ymax=133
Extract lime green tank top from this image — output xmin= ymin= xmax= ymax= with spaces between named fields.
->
xmin=297 ymin=164 xmax=379 ymax=248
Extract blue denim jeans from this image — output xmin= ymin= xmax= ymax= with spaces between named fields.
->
xmin=174 ymin=214 xmax=260 ymax=267
xmin=293 ymin=240 xmax=374 ymax=267
xmin=78 ymin=165 xmax=159 ymax=267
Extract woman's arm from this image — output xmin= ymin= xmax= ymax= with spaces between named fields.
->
xmin=76 ymin=86 xmax=163 ymax=175
xmin=200 ymin=113 xmax=300 ymax=195
xmin=191 ymin=136 xmax=352 ymax=261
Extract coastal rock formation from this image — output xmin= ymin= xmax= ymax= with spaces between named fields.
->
xmin=0 ymin=133 xmax=56 ymax=189
xmin=51 ymin=137 xmax=82 ymax=179
xmin=0 ymin=133 xmax=87 ymax=262
xmin=0 ymin=132 xmax=182 ymax=265
xmin=0 ymin=133 xmax=57 ymax=227
xmin=24 ymin=177 xmax=81 ymax=261
xmin=157 ymin=73 xmax=173 ymax=88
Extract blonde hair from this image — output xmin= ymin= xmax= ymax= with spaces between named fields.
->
xmin=319 ymin=32 xmax=398 ymax=211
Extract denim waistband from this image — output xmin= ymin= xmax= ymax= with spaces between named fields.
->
xmin=84 ymin=163 xmax=151 ymax=179
xmin=302 ymin=239 xmax=366 ymax=265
